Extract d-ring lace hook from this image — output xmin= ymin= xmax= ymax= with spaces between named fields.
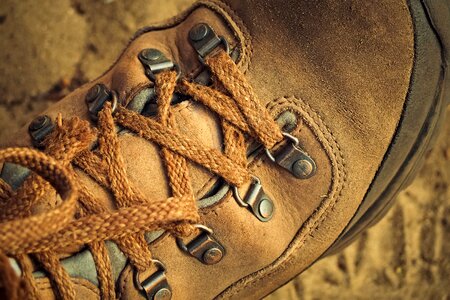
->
xmin=264 ymin=132 xmax=317 ymax=179
xmin=188 ymin=23 xmax=230 ymax=64
xmin=138 ymin=48 xmax=182 ymax=82
xmin=176 ymin=224 xmax=225 ymax=265
xmin=232 ymin=175 xmax=274 ymax=222
xmin=85 ymin=84 xmax=119 ymax=121
xmin=134 ymin=259 xmax=172 ymax=300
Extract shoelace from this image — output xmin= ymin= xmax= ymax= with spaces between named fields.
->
xmin=0 ymin=49 xmax=283 ymax=299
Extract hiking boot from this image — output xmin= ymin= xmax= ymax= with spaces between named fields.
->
xmin=0 ymin=0 xmax=449 ymax=299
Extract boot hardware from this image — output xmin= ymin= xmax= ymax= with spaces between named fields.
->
xmin=138 ymin=48 xmax=181 ymax=81
xmin=189 ymin=23 xmax=229 ymax=61
xmin=134 ymin=259 xmax=172 ymax=300
xmin=85 ymin=83 xmax=118 ymax=121
xmin=265 ymin=132 xmax=317 ymax=179
xmin=232 ymin=176 xmax=275 ymax=222
xmin=28 ymin=115 xmax=54 ymax=148
xmin=176 ymin=224 xmax=225 ymax=265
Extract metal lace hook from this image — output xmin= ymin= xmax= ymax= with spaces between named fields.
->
xmin=133 ymin=259 xmax=166 ymax=290
xmin=232 ymin=175 xmax=274 ymax=222
xmin=85 ymin=84 xmax=119 ymax=121
xmin=232 ymin=175 xmax=261 ymax=207
xmin=197 ymin=36 xmax=230 ymax=65
xmin=264 ymin=131 xmax=317 ymax=179
xmin=134 ymin=259 xmax=172 ymax=300
xmin=146 ymin=62 xmax=182 ymax=82
xmin=175 ymin=224 xmax=225 ymax=265
xmin=264 ymin=132 xmax=299 ymax=162
xmin=138 ymin=48 xmax=182 ymax=82
xmin=175 ymin=224 xmax=214 ymax=253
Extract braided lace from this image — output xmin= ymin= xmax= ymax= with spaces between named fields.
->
xmin=0 ymin=49 xmax=283 ymax=299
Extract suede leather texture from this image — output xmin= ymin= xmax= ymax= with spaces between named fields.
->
xmin=0 ymin=0 xmax=415 ymax=299
xmin=216 ymin=0 xmax=413 ymax=298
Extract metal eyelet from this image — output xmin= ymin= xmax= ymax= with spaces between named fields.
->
xmin=28 ymin=115 xmax=55 ymax=148
xmin=176 ymin=224 xmax=225 ymax=265
xmin=147 ymin=63 xmax=182 ymax=83
xmin=109 ymin=90 xmax=119 ymax=112
xmin=232 ymin=175 xmax=274 ymax=222
xmin=197 ymin=36 xmax=230 ymax=65
xmin=188 ymin=23 xmax=230 ymax=63
xmin=134 ymin=259 xmax=166 ymax=290
xmin=173 ymin=64 xmax=182 ymax=81
xmin=264 ymin=132 xmax=317 ymax=179
xmin=85 ymin=84 xmax=119 ymax=121
xmin=138 ymin=48 xmax=182 ymax=82
xmin=134 ymin=259 xmax=172 ymax=300
xmin=264 ymin=132 xmax=299 ymax=162
xmin=232 ymin=175 xmax=260 ymax=208
xmin=175 ymin=224 xmax=213 ymax=252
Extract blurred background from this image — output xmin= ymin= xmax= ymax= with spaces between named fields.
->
xmin=0 ymin=0 xmax=448 ymax=299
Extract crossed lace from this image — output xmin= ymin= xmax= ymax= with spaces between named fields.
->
xmin=0 ymin=50 xmax=283 ymax=299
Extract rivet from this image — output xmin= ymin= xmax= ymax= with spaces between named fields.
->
xmin=153 ymin=287 xmax=172 ymax=300
xmin=140 ymin=48 xmax=162 ymax=62
xmin=189 ymin=23 xmax=209 ymax=42
xmin=202 ymin=247 xmax=223 ymax=265
xmin=29 ymin=115 xmax=50 ymax=132
xmin=86 ymin=84 xmax=101 ymax=103
xmin=258 ymin=198 xmax=274 ymax=219
xmin=292 ymin=159 xmax=314 ymax=179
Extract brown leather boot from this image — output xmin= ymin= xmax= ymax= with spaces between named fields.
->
xmin=0 ymin=0 xmax=449 ymax=299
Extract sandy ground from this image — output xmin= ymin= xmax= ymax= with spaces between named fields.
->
xmin=0 ymin=0 xmax=449 ymax=299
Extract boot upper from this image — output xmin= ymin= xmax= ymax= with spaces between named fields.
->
xmin=0 ymin=0 xmax=414 ymax=299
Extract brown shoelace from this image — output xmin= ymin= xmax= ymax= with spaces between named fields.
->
xmin=0 ymin=49 xmax=283 ymax=299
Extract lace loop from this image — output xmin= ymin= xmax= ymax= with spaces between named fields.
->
xmin=0 ymin=48 xmax=284 ymax=298
xmin=0 ymin=148 xmax=77 ymax=255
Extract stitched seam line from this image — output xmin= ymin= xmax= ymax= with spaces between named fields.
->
xmin=216 ymin=96 xmax=347 ymax=298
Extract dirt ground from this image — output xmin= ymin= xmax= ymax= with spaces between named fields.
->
xmin=0 ymin=0 xmax=449 ymax=299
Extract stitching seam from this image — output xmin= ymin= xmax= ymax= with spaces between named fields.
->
xmin=217 ymin=95 xmax=347 ymax=298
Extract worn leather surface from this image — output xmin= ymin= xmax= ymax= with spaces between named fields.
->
xmin=216 ymin=0 xmax=414 ymax=298
xmin=327 ymin=0 xmax=450 ymax=255
xmin=0 ymin=0 xmax=418 ymax=299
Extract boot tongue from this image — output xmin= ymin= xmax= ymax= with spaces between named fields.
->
xmin=118 ymin=99 xmax=224 ymax=203
xmin=107 ymin=8 xmax=243 ymax=203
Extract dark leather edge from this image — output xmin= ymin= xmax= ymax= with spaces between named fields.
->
xmin=324 ymin=0 xmax=450 ymax=256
